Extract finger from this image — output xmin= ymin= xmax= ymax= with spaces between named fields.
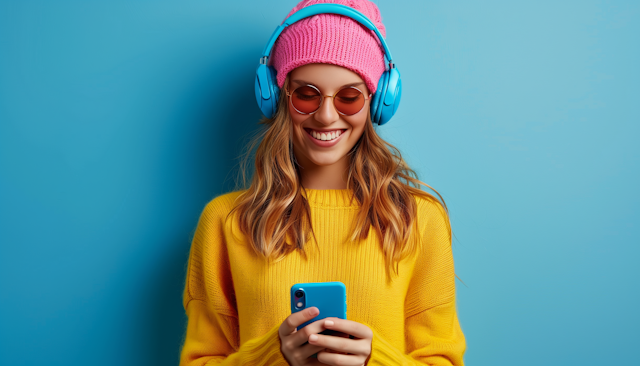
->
xmin=317 ymin=350 xmax=367 ymax=366
xmin=308 ymin=333 xmax=369 ymax=356
xmin=282 ymin=340 xmax=326 ymax=364
xmin=322 ymin=318 xmax=373 ymax=339
xmin=320 ymin=329 xmax=349 ymax=338
xmin=291 ymin=317 xmax=333 ymax=346
xmin=297 ymin=341 xmax=328 ymax=360
xmin=279 ymin=307 xmax=320 ymax=337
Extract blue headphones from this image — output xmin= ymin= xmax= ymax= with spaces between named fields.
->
xmin=254 ymin=3 xmax=401 ymax=126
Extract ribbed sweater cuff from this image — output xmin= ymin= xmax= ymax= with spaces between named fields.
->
xmin=205 ymin=323 xmax=288 ymax=366
xmin=367 ymin=327 xmax=411 ymax=365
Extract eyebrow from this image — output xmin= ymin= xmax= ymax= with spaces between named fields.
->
xmin=291 ymin=79 xmax=365 ymax=88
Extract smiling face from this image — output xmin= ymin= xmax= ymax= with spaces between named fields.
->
xmin=287 ymin=63 xmax=370 ymax=183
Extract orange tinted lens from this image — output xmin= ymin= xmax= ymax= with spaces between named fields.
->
xmin=291 ymin=86 xmax=321 ymax=114
xmin=334 ymin=87 xmax=365 ymax=115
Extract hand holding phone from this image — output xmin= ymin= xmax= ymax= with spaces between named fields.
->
xmin=280 ymin=281 xmax=371 ymax=364
xmin=290 ymin=282 xmax=349 ymax=357
xmin=278 ymin=282 xmax=348 ymax=364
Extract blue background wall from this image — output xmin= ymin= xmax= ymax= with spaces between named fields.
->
xmin=1 ymin=1 xmax=638 ymax=365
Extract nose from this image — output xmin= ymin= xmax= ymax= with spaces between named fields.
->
xmin=313 ymin=95 xmax=340 ymax=126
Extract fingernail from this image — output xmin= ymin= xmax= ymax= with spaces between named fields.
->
xmin=325 ymin=320 xmax=334 ymax=327
xmin=309 ymin=307 xmax=319 ymax=316
xmin=309 ymin=334 xmax=318 ymax=342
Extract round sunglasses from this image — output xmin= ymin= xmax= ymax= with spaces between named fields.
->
xmin=285 ymin=84 xmax=372 ymax=116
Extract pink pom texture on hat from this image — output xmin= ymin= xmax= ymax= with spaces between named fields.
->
xmin=270 ymin=0 xmax=387 ymax=94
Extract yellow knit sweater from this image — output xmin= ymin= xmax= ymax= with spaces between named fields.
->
xmin=179 ymin=188 xmax=466 ymax=365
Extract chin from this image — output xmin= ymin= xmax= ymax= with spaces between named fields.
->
xmin=307 ymin=155 xmax=343 ymax=167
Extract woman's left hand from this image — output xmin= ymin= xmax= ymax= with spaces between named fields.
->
xmin=308 ymin=317 xmax=373 ymax=366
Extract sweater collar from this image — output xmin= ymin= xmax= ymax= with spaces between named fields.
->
xmin=300 ymin=187 xmax=360 ymax=208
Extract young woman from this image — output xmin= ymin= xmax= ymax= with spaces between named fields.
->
xmin=179 ymin=1 xmax=466 ymax=365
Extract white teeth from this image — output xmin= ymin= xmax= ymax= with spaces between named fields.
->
xmin=310 ymin=129 xmax=342 ymax=141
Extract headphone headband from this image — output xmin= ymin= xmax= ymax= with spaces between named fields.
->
xmin=254 ymin=2 xmax=402 ymax=125
xmin=260 ymin=4 xmax=393 ymax=66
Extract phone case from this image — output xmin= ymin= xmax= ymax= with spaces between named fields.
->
xmin=290 ymin=281 xmax=347 ymax=330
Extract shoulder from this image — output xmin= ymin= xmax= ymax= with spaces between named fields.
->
xmin=411 ymin=192 xmax=450 ymax=235
xmin=200 ymin=189 xmax=248 ymax=221
xmin=206 ymin=190 xmax=247 ymax=210
xmin=412 ymin=192 xmax=447 ymax=217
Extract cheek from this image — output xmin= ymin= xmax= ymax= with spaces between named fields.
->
xmin=289 ymin=115 xmax=307 ymax=145
xmin=349 ymin=116 xmax=368 ymax=139
xmin=288 ymin=105 xmax=305 ymax=128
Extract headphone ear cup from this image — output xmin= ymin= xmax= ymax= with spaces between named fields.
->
xmin=377 ymin=67 xmax=401 ymax=126
xmin=267 ymin=66 xmax=280 ymax=114
xmin=370 ymin=70 xmax=389 ymax=125
xmin=255 ymin=64 xmax=280 ymax=118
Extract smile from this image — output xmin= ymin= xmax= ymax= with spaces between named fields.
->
xmin=304 ymin=128 xmax=347 ymax=141
xmin=303 ymin=128 xmax=347 ymax=147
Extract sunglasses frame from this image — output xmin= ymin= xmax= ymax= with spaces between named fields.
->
xmin=285 ymin=83 xmax=372 ymax=116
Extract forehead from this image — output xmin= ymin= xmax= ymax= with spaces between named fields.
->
xmin=289 ymin=63 xmax=366 ymax=92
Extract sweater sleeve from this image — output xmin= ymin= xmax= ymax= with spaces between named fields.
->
xmin=178 ymin=197 xmax=289 ymax=366
xmin=366 ymin=199 xmax=466 ymax=365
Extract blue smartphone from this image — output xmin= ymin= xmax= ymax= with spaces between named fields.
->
xmin=290 ymin=281 xmax=347 ymax=330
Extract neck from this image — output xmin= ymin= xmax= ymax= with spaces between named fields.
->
xmin=295 ymin=154 xmax=350 ymax=190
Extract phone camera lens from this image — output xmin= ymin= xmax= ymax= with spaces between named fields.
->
xmin=295 ymin=290 xmax=304 ymax=298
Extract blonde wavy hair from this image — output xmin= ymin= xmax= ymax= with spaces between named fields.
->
xmin=229 ymin=75 xmax=453 ymax=281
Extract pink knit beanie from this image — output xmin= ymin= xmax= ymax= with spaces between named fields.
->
xmin=270 ymin=0 xmax=387 ymax=94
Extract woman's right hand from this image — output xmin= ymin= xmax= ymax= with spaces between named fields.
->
xmin=279 ymin=307 xmax=330 ymax=366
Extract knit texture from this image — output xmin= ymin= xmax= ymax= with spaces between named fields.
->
xmin=270 ymin=0 xmax=387 ymax=94
xmin=179 ymin=188 xmax=466 ymax=365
